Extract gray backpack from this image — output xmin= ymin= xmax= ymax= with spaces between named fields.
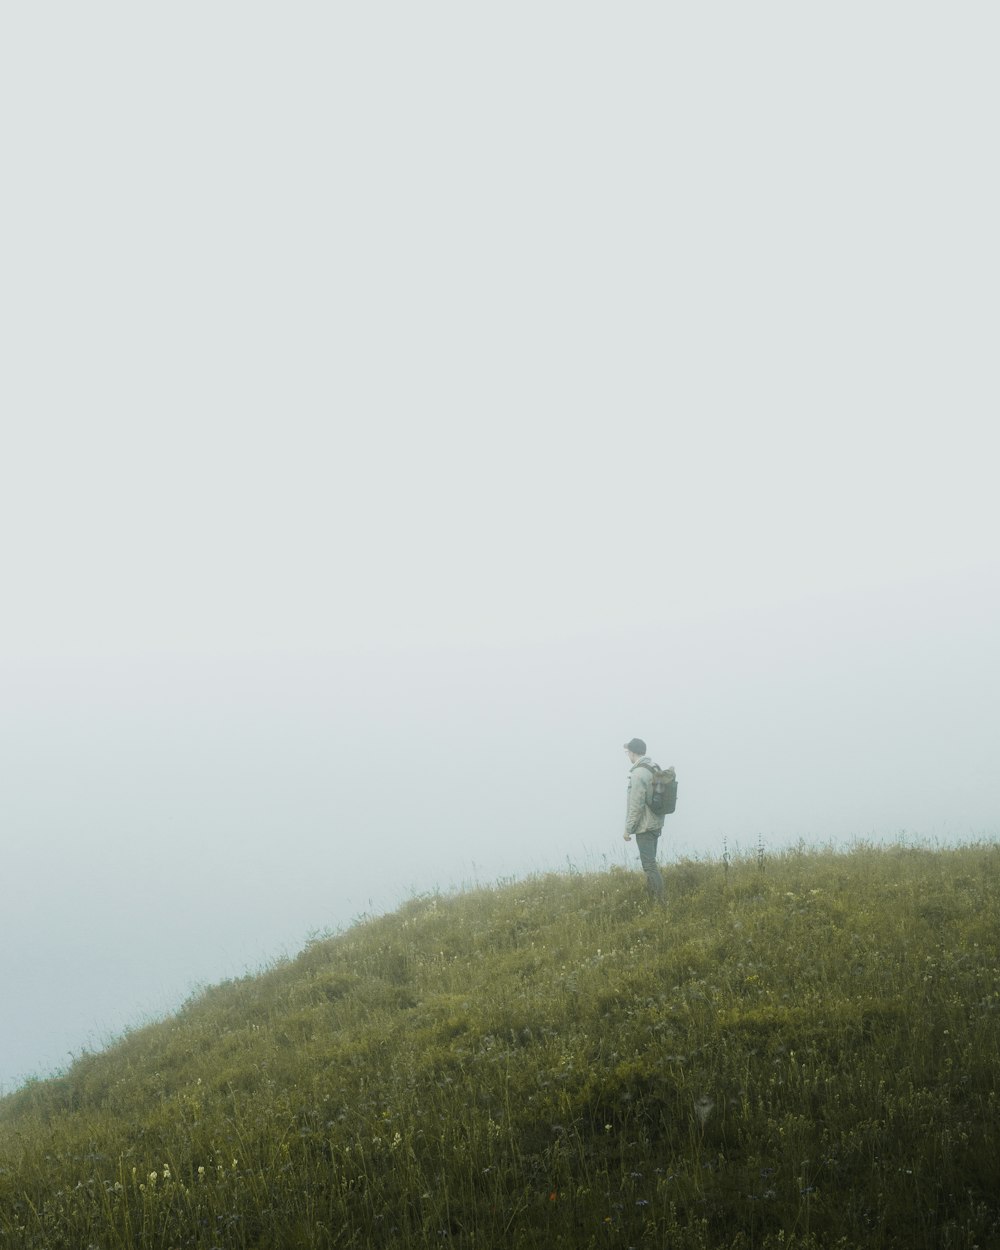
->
xmin=637 ymin=763 xmax=678 ymax=816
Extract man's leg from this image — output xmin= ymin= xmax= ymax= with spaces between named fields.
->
xmin=635 ymin=831 xmax=665 ymax=904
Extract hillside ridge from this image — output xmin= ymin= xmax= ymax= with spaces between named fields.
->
xmin=2 ymin=842 xmax=999 ymax=1249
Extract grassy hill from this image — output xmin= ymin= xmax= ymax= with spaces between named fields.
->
xmin=1 ymin=843 xmax=999 ymax=1249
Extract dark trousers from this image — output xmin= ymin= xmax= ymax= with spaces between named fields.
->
xmin=635 ymin=831 xmax=665 ymax=902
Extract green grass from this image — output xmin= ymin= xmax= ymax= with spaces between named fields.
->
xmin=2 ymin=842 xmax=999 ymax=1248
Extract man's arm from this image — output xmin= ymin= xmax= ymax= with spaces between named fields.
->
xmin=624 ymin=768 xmax=649 ymax=839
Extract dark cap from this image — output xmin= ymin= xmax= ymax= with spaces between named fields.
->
xmin=623 ymin=737 xmax=646 ymax=754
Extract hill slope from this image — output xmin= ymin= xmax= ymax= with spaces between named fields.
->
xmin=2 ymin=844 xmax=999 ymax=1249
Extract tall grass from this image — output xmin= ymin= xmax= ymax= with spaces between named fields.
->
xmin=1 ymin=842 xmax=999 ymax=1248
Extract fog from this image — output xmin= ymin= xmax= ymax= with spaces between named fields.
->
xmin=2 ymin=5 xmax=997 ymax=1092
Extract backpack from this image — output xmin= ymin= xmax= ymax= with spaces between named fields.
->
xmin=638 ymin=763 xmax=678 ymax=816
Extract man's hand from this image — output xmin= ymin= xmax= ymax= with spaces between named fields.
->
xmin=623 ymin=832 xmax=632 ymax=842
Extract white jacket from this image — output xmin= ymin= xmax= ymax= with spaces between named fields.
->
xmin=626 ymin=757 xmax=666 ymax=836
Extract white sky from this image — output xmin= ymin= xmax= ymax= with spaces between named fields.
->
xmin=2 ymin=4 xmax=998 ymax=1090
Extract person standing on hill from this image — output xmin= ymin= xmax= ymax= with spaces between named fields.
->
xmin=623 ymin=737 xmax=666 ymax=905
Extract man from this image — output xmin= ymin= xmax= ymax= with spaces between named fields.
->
xmin=623 ymin=737 xmax=666 ymax=905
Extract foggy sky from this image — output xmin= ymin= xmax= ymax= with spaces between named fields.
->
xmin=2 ymin=4 xmax=997 ymax=1092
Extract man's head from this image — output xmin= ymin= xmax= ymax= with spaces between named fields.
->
xmin=624 ymin=737 xmax=646 ymax=763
